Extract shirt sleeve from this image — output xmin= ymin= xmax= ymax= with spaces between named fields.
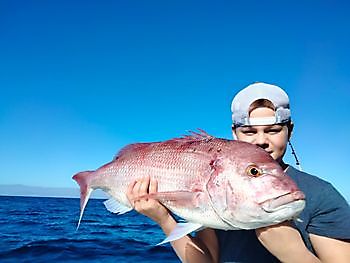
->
xmin=307 ymin=182 xmax=350 ymax=240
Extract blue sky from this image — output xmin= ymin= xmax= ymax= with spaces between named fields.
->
xmin=0 ymin=1 xmax=349 ymax=201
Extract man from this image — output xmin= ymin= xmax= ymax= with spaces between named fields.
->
xmin=127 ymin=82 xmax=350 ymax=262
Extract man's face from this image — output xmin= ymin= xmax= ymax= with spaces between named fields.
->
xmin=233 ymin=107 xmax=290 ymax=162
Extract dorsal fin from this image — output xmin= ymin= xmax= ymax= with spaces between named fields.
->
xmin=172 ymin=129 xmax=214 ymax=143
xmin=113 ymin=143 xmax=149 ymax=160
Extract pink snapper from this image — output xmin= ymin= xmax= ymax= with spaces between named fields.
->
xmin=73 ymin=130 xmax=305 ymax=244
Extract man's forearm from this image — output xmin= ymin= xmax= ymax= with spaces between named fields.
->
xmin=276 ymin=245 xmax=321 ymax=263
xmin=158 ymin=215 xmax=214 ymax=263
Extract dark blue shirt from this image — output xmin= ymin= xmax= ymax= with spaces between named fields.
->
xmin=216 ymin=165 xmax=350 ymax=263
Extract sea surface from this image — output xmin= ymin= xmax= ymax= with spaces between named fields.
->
xmin=0 ymin=196 xmax=179 ymax=262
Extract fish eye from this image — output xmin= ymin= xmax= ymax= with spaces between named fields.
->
xmin=246 ymin=166 xmax=262 ymax=177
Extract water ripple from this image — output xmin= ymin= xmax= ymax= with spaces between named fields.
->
xmin=0 ymin=196 xmax=179 ymax=262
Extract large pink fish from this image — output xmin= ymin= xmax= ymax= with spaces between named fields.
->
xmin=73 ymin=130 xmax=305 ymax=244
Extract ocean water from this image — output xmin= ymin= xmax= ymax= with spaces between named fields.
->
xmin=0 ymin=196 xmax=179 ymax=262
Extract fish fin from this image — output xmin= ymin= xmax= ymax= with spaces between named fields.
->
xmin=140 ymin=191 xmax=205 ymax=208
xmin=157 ymin=222 xmax=203 ymax=245
xmin=113 ymin=143 xmax=149 ymax=160
xmin=188 ymin=128 xmax=213 ymax=139
xmin=103 ymin=198 xmax=132 ymax=214
xmin=114 ymin=129 xmax=215 ymax=160
xmin=72 ymin=171 xmax=94 ymax=230
xmin=169 ymin=129 xmax=215 ymax=143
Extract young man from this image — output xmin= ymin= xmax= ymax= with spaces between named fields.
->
xmin=127 ymin=82 xmax=350 ymax=262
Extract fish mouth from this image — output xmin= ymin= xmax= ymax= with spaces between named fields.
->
xmin=261 ymin=191 xmax=305 ymax=212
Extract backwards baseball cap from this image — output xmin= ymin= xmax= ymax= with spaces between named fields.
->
xmin=231 ymin=82 xmax=291 ymax=127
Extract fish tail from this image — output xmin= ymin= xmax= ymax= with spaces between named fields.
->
xmin=72 ymin=171 xmax=94 ymax=230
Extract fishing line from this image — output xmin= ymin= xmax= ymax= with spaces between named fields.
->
xmin=288 ymin=140 xmax=302 ymax=171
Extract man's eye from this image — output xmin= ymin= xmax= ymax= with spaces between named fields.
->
xmin=242 ymin=131 xmax=255 ymax=135
xmin=268 ymin=129 xmax=281 ymax=134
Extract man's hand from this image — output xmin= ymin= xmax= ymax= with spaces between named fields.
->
xmin=126 ymin=175 xmax=171 ymax=225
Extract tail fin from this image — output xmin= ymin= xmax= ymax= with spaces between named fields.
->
xmin=72 ymin=171 xmax=94 ymax=230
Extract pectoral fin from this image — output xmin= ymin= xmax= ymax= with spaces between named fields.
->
xmin=103 ymin=198 xmax=132 ymax=215
xmin=157 ymin=222 xmax=203 ymax=245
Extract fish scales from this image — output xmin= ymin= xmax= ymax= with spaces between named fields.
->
xmin=113 ymin=140 xmax=220 ymax=191
xmin=73 ymin=130 xmax=305 ymax=243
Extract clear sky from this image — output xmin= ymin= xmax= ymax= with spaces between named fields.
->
xmin=1 ymin=1 xmax=349 ymax=201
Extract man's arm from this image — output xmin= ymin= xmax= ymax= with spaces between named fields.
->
xmin=306 ymin=182 xmax=350 ymax=262
xmin=256 ymin=222 xmax=350 ymax=263
xmin=309 ymin=234 xmax=350 ymax=263
xmin=256 ymin=222 xmax=320 ymax=263
xmin=159 ymin=215 xmax=219 ymax=263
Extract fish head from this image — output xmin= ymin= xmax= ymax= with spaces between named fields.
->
xmin=207 ymin=141 xmax=305 ymax=229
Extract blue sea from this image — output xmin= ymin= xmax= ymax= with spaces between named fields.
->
xmin=0 ymin=196 xmax=179 ymax=262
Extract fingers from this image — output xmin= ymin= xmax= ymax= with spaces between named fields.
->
xmin=149 ymin=177 xmax=158 ymax=194
xmin=127 ymin=180 xmax=137 ymax=196
xmin=139 ymin=175 xmax=150 ymax=196
xmin=127 ymin=175 xmax=154 ymax=209
xmin=126 ymin=176 xmax=169 ymax=223
xmin=126 ymin=180 xmax=137 ymax=206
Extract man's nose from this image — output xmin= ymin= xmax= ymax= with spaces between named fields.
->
xmin=255 ymin=133 xmax=269 ymax=149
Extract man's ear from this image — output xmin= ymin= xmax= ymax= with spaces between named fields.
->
xmin=288 ymin=121 xmax=294 ymax=140
xmin=232 ymin=125 xmax=238 ymax=140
